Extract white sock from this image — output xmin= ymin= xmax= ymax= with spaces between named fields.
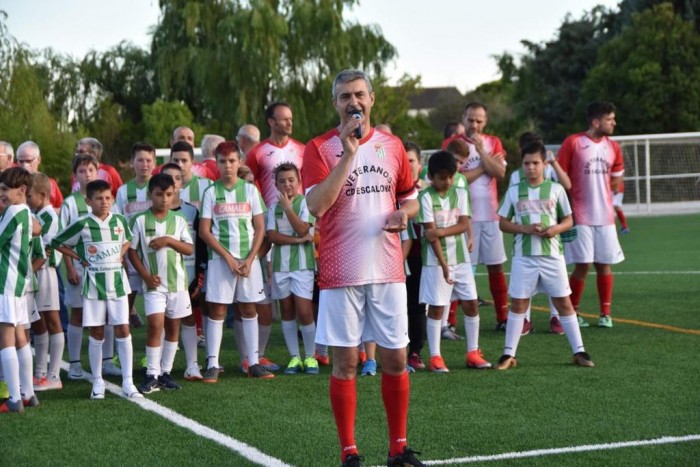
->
xmin=242 ymin=316 xmax=260 ymax=366
xmin=102 ymin=325 xmax=114 ymax=360
xmin=233 ymin=320 xmax=246 ymax=363
xmin=300 ymin=323 xmax=316 ymax=359
xmin=33 ymin=331 xmax=49 ymax=377
xmin=258 ymin=323 xmax=271 ymax=358
xmin=206 ymin=318 xmax=224 ymax=370
xmin=281 ymin=320 xmax=300 ymax=358
xmin=548 ymin=297 xmax=560 ymax=318
xmin=116 ymin=335 xmax=134 ymax=384
xmin=441 ymin=305 xmax=450 ymax=327
xmin=67 ymin=324 xmax=83 ymax=364
xmin=180 ymin=324 xmax=198 ymax=368
xmin=426 ymin=317 xmax=442 ymax=357
xmin=315 ymin=343 xmax=328 ymax=357
xmin=525 ymin=305 xmax=531 ymax=321
xmin=560 ymin=314 xmax=585 ymax=354
xmin=161 ymin=340 xmax=178 ymax=374
xmin=464 ymin=315 xmax=481 ymax=352
xmin=17 ymin=344 xmax=34 ymax=399
xmin=504 ymin=311 xmax=525 ymax=356
xmin=88 ymin=336 xmax=104 ymax=380
xmin=48 ymin=333 xmax=65 ymax=379
xmin=145 ymin=345 xmax=161 ymax=377
xmin=0 ymin=347 xmax=20 ymax=401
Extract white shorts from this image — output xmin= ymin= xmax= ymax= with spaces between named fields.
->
xmin=82 ymin=296 xmax=130 ymax=327
xmin=271 ymin=270 xmax=314 ymax=300
xmin=509 ymin=256 xmax=571 ymax=299
xmin=0 ymin=294 xmax=27 ymax=326
xmin=564 ymin=225 xmax=625 ymax=265
xmin=470 ymin=220 xmax=507 ymax=265
xmin=205 ymin=258 xmax=266 ymax=304
xmin=143 ymin=290 xmax=192 ymax=319
xmin=613 ymin=192 xmax=624 ymax=207
xmin=27 ymin=291 xmax=39 ymax=326
xmin=419 ymin=263 xmax=477 ymax=306
xmin=316 ymin=282 xmax=409 ymax=349
xmin=64 ymin=262 xmax=84 ymax=308
xmin=36 ymin=268 xmax=60 ymax=312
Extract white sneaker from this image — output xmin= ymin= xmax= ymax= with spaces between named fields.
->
xmin=122 ymin=382 xmax=144 ymax=399
xmin=68 ymin=363 xmax=84 ymax=380
xmin=184 ymin=365 xmax=203 ymax=381
xmin=90 ymin=379 xmax=106 ymax=400
xmin=102 ymin=360 xmax=122 ymax=377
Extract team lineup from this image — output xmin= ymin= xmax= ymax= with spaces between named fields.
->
xmin=0 ymin=70 xmax=626 ymax=467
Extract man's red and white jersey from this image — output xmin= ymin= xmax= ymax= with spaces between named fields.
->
xmin=71 ymin=163 xmax=123 ymax=197
xmin=557 ymin=133 xmax=624 ymax=226
xmin=246 ymin=138 xmax=305 ymax=208
xmin=303 ymin=128 xmax=417 ymax=289
xmin=443 ymin=134 xmax=506 ymax=222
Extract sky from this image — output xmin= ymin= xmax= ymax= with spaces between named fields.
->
xmin=2 ymin=0 xmax=620 ymax=93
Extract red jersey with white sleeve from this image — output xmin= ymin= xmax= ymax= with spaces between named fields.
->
xmin=49 ymin=177 xmax=64 ymax=210
xmin=71 ymin=163 xmax=123 ymax=197
xmin=246 ymin=138 xmax=305 ymax=208
xmin=557 ymin=132 xmax=624 ymax=226
xmin=303 ymin=128 xmax=417 ymax=289
xmin=201 ymin=159 xmax=220 ymax=180
xmin=442 ymin=134 xmax=506 ymax=222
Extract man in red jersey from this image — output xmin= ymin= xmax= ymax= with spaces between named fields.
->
xmin=246 ymin=102 xmax=306 ymax=208
xmin=303 ymin=69 xmax=423 ymax=467
xmin=236 ymin=124 xmax=261 ymax=161
xmin=199 ymin=134 xmax=225 ymax=181
xmin=442 ymin=103 xmax=509 ymax=330
xmin=16 ymin=141 xmax=63 ymax=209
xmin=558 ymin=102 xmax=625 ymax=328
xmin=72 ymin=137 xmax=123 ymax=197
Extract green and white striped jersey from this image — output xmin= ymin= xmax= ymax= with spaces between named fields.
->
xmin=51 ymin=213 xmax=132 ymax=299
xmin=180 ymin=175 xmax=212 ymax=210
xmin=266 ymin=195 xmax=316 ymax=273
xmin=129 ymin=210 xmax=193 ymax=292
xmin=509 ymin=166 xmax=557 ymax=186
xmin=59 ymin=192 xmax=91 ymax=275
xmin=114 ymin=179 xmax=152 ymax=222
xmin=26 ymin=232 xmax=46 ymax=293
xmin=201 ymin=180 xmax=266 ymax=260
xmin=0 ymin=204 xmax=32 ymax=297
xmin=417 ymin=185 xmax=471 ymax=267
xmin=36 ymin=205 xmax=62 ymax=268
xmin=498 ymin=180 xmax=571 ymax=257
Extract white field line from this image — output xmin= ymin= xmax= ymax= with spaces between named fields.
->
xmin=420 ymin=434 xmax=700 ymax=465
xmin=59 ymin=361 xmax=291 ymax=467
xmin=475 ymin=271 xmax=700 ymax=276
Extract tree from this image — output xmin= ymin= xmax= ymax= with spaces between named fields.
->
xmin=582 ymin=3 xmax=700 ymax=134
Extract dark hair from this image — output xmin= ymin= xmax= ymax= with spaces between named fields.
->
xmin=131 ymin=142 xmax=156 ymax=160
xmin=86 ymin=180 xmax=111 ymax=199
xmin=404 ymin=141 xmax=421 ymax=155
xmin=160 ymin=162 xmax=183 ymax=174
xmin=265 ymin=102 xmax=292 ymax=121
xmin=520 ymin=140 xmax=546 ymax=161
xmin=170 ymin=141 xmax=194 ymax=160
xmin=0 ymin=166 xmax=33 ymax=191
xmin=518 ymin=132 xmax=543 ymax=149
xmin=215 ymin=141 xmax=241 ymax=161
xmin=463 ymin=102 xmax=488 ymax=115
xmin=274 ymin=162 xmax=300 ymax=182
xmin=443 ymin=121 xmax=459 ymax=139
xmin=428 ymin=151 xmax=458 ymax=177
xmin=586 ymin=102 xmax=616 ymax=124
xmin=149 ymin=173 xmax=175 ymax=193
xmin=72 ymin=153 xmax=100 ymax=174
xmin=445 ymin=138 xmax=470 ymax=161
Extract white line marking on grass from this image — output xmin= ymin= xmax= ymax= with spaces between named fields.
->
xmin=60 ymin=362 xmax=291 ymax=467
xmin=475 ymin=271 xmax=700 ymax=276
xmin=422 ymin=434 xmax=700 ymax=465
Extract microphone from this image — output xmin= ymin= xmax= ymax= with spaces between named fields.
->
xmin=350 ymin=111 xmax=362 ymax=139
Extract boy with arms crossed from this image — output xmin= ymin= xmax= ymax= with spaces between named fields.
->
xmin=52 ymin=180 xmax=143 ymax=399
xmin=417 ymin=151 xmax=491 ymax=373
xmin=494 ymin=141 xmax=594 ymax=369
xmin=128 ymin=174 xmax=193 ymax=393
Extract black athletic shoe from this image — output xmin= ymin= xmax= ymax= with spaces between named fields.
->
xmin=139 ymin=375 xmax=160 ymax=394
xmin=342 ymin=453 xmax=364 ymax=467
xmin=158 ymin=372 xmax=182 ymax=390
xmin=387 ymin=446 xmax=424 ymax=466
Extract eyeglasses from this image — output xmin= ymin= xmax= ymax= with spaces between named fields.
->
xmin=17 ymin=158 xmax=37 ymax=164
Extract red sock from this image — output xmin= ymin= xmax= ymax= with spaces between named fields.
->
xmin=330 ymin=376 xmax=358 ymax=461
xmin=193 ymin=307 xmax=203 ymax=335
xmin=569 ymin=276 xmax=586 ymax=312
xmin=616 ymin=209 xmax=628 ymax=229
xmin=448 ymin=301 xmax=458 ymax=327
xmin=488 ymin=271 xmax=509 ymax=322
xmin=596 ymin=274 xmax=613 ymax=316
xmin=382 ymin=372 xmax=409 ymax=457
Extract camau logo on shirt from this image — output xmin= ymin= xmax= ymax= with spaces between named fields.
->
xmin=214 ymin=202 xmax=251 ymax=215
xmin=85 ymin=241 xmax=122 ymax=271
xmin=516 ymin=199 xmax=556 ymax=215
xmin=126 ymin=200 xmax=152 ymax=214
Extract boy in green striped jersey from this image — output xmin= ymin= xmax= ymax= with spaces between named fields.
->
xmin=0 ymin=168 xmax=39 ymax=413
xmin=266 ymin=163 xmax=318 ymax=375
xmin=27 ymin=173 xmax=65 ymax=391
xmin=128 ymin=174 xmax=194 ymax=394
xmin=417 ymin=151 xmax=491 ymax=373
xmin=61 ymin=154 xmax=99 ymax=380
xmin=495 ymin=140 xmax=594 ymax=369
xmin=52 ymin=180 xmax=144 ymax=399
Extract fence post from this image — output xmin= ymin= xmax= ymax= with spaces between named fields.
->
xmin=634 ymin=142 xmax=640 ymax=210
xmin=644 ymin=139 xmax=651 ymax=214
